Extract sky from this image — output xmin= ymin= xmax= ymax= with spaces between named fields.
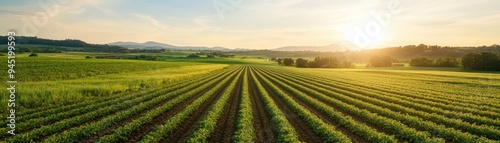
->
xmin=1 ymin=0 xmax=499 ymax=49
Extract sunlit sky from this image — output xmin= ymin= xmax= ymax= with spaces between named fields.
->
xmin=1 ymin=0 xmax=499 ymax=49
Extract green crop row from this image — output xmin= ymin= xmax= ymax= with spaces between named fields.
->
xmin=264 ymin=68 xmax=500 ymax=134
xmin=309 ymin=70 xmax=500 ymax=111
xmin=2 ymin=82 xmax=182 ymax=138
xmin=1 ymin=90 xmax=135 ymax=127
xmin=255 ymin=67 xmax=397 ymax=143
xmin=258 ymin=67 xmax=495 ymax=143
xmin=7 ymin=88 xmax=158 ymax=142
xmin=6 ymin=66 xmax=231 ymax=126
xmin=4 ymin=66 xmax=236 ymax=142
xmin=27 ymin=66 xmax=232 ymax=116
xmin=232 ymin=67 xmax=256 ymax=143
xmin=316 ymin=77 xmax=500 ymax=125
xmin=252 ymin=68 xmax=351 ymax=143
xmin=97 ymin=67 xmax=241 ymax=143
xmin=41 ymin=67 xmax=235 ymax=142
xmin=263 ymin=68 xmax=500 ymax=140
xmin=271 ymin=67 xmax=500 ymax=118
xmin=248 ymin=69 xmax=301 ymax=143
xmin=187 ymin=68 xmax=243 ymax=142
xmin=299 ymin=70 xmax=500 ymax=119
xmin=252 ymin=67 xmax=443 ymax=142
xmin=137 ymin=68 xmax=242 ymax=143
xmin=342 ymin=71 xmax=500 ymax=101
xmin=0 ymin=67 xmax=232 ymax=140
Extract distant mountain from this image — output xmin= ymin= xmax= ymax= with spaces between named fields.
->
xmin=273 ymin=43 xmax=358 ymax=52
xmin=109 ymin=41 xmax=360 ymax=52
xmin=109 ymin=41 xmax=231 ymax=51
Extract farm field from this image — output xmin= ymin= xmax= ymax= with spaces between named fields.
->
xmin=0 ymin=56 xmax=229 ymax=112
xmin=2 ymin=0 xmax=500 ymax=142
xmin=3 ymin=63 xmax=500 ymax=142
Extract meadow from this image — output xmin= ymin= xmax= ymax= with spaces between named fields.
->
xmin=1 ymin=53 xmax=499 ymax=143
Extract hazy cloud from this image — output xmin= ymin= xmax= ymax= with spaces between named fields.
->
xmin=0 ymin=0 xmax=499 ymax=49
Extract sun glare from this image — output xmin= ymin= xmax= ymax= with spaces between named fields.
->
xmin=335 ymin=19 xmax=391 ymax=50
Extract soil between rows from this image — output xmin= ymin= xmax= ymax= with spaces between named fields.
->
xmin=5 ymin=86 xmax=167 ymax=142
xmin=247 ymin=67 xmax=278 ymax=143
xmin=251 ymin=68 xmax=324 ymax=143
xmin=265 ymin=68 xmax=408 ymax=142
xmin=78 ymin=70 xmax=229 ymax=143
xmin=160 ymin=69 xmax=242 ymax=143
xmin=256 ymin=68 xmax=370 ymax=143
xmin=208 ymin=68 xmax=244 ymax=142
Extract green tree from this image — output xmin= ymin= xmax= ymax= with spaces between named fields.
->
xmin=29 ymin=53 xmax=38 ymax=57
xmin=462 ymin=53 xmax=477 ymax=70
xmin=434 ymin=57 xmax=459 ymax=67
xmin=295 ymin=58 xmax=309 ymax=68
xmin=277 ymin=58 xmax=283 ymax=65
xmin=283 ymin=58 xmax=294 ymax=66
xmin=462 ymin=52 xmax=500 ymax=71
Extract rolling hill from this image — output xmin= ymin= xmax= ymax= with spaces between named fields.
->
xmin=274 ymin=43 xmax=359 ymax=52
xmin=109 ymin=41 xmax=232 ymax=51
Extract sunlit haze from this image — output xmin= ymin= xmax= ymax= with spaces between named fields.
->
xmin=1 ymin=0 xmax=499 ymax=49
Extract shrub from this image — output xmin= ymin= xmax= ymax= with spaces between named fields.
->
xmin=296 ymin=58 xmax=309 ymax=68
xmin=283 ymin=58 xmax=294 ymax=66
xmin=187 ymin=54 xmax=200 ymax=58
xmin=29 ymin=53 xmax=38 ymax=57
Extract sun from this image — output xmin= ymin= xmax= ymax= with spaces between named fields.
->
xmin=336 ymin=24 xmax=389 ymax=50
xmin=333 ymin=15 xmax=392 ymax=50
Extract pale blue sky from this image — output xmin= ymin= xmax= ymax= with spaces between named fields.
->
xmin=1 ymin=0 xmax=499 ymax=49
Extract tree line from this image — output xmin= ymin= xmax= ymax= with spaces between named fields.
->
xmin=228 ymin=44 xmax=500 ymax=62
xmin=370 ymin=54 xmax=500 ymax=71
xmin=274 ymin=52 xmax=500 ymax=71
xmin=462 ymin=52 xmax=500 ymax=71
xmin=0 ymin=36 xmax=131 ymax=53
xmin=273 ymin=57 xmax=354 ymax=68
xmin=409 ymin=57 xmax=460 ymax=67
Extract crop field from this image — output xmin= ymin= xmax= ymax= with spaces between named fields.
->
xmin=0 ymin=57 xmax=228 ymax=112
xmin=3 ymin=63 xmax=500 ymax=143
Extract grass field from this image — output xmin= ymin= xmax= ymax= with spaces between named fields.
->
xmin=1 ymin=53 xmax=499 ymax=142
xmin=0 ymin=56 xmax=229 ymax=112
